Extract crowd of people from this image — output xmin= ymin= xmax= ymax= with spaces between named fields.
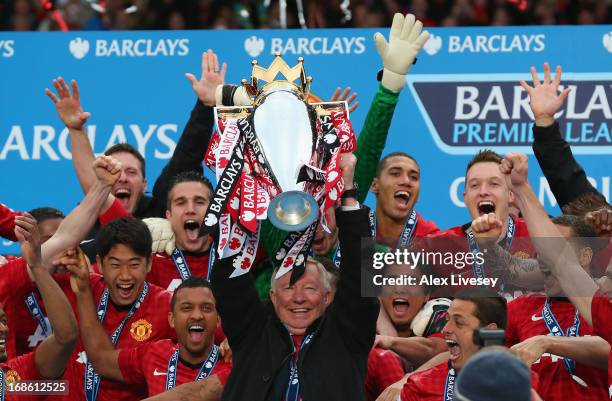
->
xmin=1 ymin=0 xmax=611 ymax=31
xmin=1 ymin=10 xmax=612 ymax=401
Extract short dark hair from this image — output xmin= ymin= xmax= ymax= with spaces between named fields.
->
xmin=29 ymin=207 xmax=65 ymax=223
xmin=166 ymin=171 xmax=214 ymax=210
xmin=171 ymin=276 xmax=213 ymax=310
xmin=455 ymin=288 xmax=507 ymax=329
xmin=104 ymin=143 xmax=146 ymax=178
xmin=465 ymin=150 xmax=503 ymax=176
xmin=375 ymin=152 xmax=419 ymax=178
xmin=562 ymin=192 xmax=611 ymax=217
xmin=97 ymin=217 xmax=152 ymax=260
xmin=552 ymin=214 xmax=607 ymax=253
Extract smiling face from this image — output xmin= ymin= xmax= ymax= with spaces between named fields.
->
xmin=379 ymin=265 xmax=428 ymax=336
xmin=169 ymin=286 xmax=218 ymax=363
xmin=109 ymin=151 xmax=147 ymax=213
xmin=98 ymin=244 xmax=150 ymax=306
xmin=464 ymin=161 xmax=513 ymax=223
xmin=372 ymin=155 xmax=421 ymax=223
xmin=166 ymin=181 xmax=212 ymax=253
xmin=443 ymin=299 xmax=496 ymax=370
xmin=0 ymin=307 xmax=7 ymax=362
xmin=270 ymin=262 xmax=331 ymax=335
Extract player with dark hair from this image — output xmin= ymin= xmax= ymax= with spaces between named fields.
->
xmin=426 ymin=149 xmax=535 ymax=297
xmin=57 ymin=216 xmax=177 ymax=401
xmin=494 ymin=151 xmax=612 ymax=400
xmin=0 ymin=214 xmax=78 ymax=401
xmin=399 ymin=288 xmax=511 ymax=401
xmin=29 ymin=207 xmax=65 ymax=243
xmin=45 ymin=50 xmax=226 ymax=261
xmin=503 ymin=214 xmax=609 ymax=401
xmin=68 ymin=272 xmax=230 ymax=401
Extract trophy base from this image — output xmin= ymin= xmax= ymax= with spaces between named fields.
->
xmin=267 ymin=191 xmax=319 ymax=232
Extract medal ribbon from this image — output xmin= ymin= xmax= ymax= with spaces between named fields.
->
xmin=25 ymin=292 xmax=52 ymax=338
xmin=466 ymin=216 xmax=515 ymax=280
xmin=165 ymin=344 xmax=220 ymax=390
xmin=84 ymin=283 xmax=149 ymax=401
xmin=332 ymin=210 xmax=417 ymax=268
xmin=443 ymin=361 xmax=456 ymax=401
xmin=285 ymin=333 xmax=314 ymax=401
xmin=542 ymin=299 xmax=580 ymax=376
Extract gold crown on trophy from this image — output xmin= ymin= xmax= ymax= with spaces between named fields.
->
xmin=241 ymin=53 xmax=313 ymax=104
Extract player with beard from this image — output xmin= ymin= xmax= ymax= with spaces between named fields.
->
xmin=492 ymin=214 xmax=609 ymax=401
xmin=69 ymin=268 xmax=230 ymax=401
xmin=426 ymin=150 xmax=535 ymax=296
xmin=399 ymin=288 xmax=510 ymax=401
xmin=0 ymin=214 xmax=78 ymax=401
xmin=495 ymin=151 xmax=612 ymax=400
xmin=45 ymin=50 xmax=225 ymax=261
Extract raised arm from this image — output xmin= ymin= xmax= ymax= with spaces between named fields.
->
xmin=354 ymin=14 xmax=429 ymax=202
xmin=151 ymin=50 xmax=225 ymax=212
xmin=524 ymin=63 xmax=600 ymax=208
xmin=330 ymin=153 xmax=379 ymax=352
xmin=471 ymin=213 xmax=544 ymax=290
xmin=500 ymin=153 xmax=598 ymax=324
xmin=14 ymin=214 xmax=78 ymax=379
xmin=41 ymin=156 xmax=121 ymax=268
xmin=46 ymin=77 xmax=95 ymax=194
xmin=511 ymin=334 xmax=610 ymax=370
xmin=374 ymin=335 xmax=447 ymax=367
xmin=66 ymin=249 xmax=124 ymax=382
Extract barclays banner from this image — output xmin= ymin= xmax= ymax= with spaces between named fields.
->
xmin=0 ymin=26 xmax=611 ymax=254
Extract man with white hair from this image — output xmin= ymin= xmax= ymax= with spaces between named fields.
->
xmin=210 ymin=152 xmax=378 ymax=401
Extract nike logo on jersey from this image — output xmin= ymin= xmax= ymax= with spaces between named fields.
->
xmin=153 ymin=369 xmax=168 ymax=376
xmin=531 ymin=314 xmax=544 ymax=321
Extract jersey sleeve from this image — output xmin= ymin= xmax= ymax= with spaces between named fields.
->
xmin=7 ymin=351 xmax=41 ymax=380
xmin=99 ymin=198 xmax=132 ymax=226
xmin=366 ymin=348 xmax=405 ymax=400
xmin=0 ymin=203 xmax=23 ymax=242
xmin=0 ymin=258 xmax=34 ymax=305
xmin=117 ymin=344 xmax=148 ymax=385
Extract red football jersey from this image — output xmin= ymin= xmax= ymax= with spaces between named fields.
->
xmin=365 ymin=347 xmax=405 ymax=401
xmin=98 ymin=198 xmax=131 ymax=225
xmin=506 ymin=294 xmax=608 ymax=400
xmin=117 ymin=339 xmax=232 ymax=397
xmin=56 ymin=274 xmax=176 ymax=401
xmin=1 ymin=351 xmax=41 ymax=401
xmin=591 ymin=291 xmax=612 ymax=399
xmin=374 ymin=211 xmax=439 ymax=245
xmin=0 ymin=203 xmax=23 ymax=242
xmin=150 ymin=252 xmax=212 ymax=292
xmin=0 ymin=258 xmax=54 ymax=359
xmin=400 ymin=361 xmax=449 ymax=401
xmin=423 ymin=215 xmax=535 ymax=296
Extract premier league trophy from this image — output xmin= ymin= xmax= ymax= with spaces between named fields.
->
xmin=200 ymin=54 xmax=357 ymax=278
